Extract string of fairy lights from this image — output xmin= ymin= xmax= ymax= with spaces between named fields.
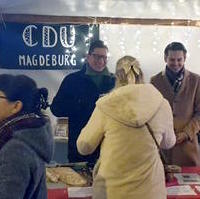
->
xmin=81 ymin=24 xmax=98 ymax=63
xmin=37 ymin=21 xmax=200 ymax=65
xmin=62 ymin=24 xmax=98 ymax=64
xmin=99 ymin=24 xmax=200 ymax=63
xmin=2 ymin=12 xmax=200 ymax=65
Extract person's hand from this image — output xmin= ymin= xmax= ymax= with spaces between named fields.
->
xmin=176 ymin=132 xmax=189 ymax=144
xmin=116 ymin=68 xmax=128 ymax=85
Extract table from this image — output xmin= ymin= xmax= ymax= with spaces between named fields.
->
xmin=48 ymin=185 xmax=92 ymax=199
xmin=167 ymin=167 xmax=200 ymax=199
xmin=48 ymin=167 xmax=200 ymax=199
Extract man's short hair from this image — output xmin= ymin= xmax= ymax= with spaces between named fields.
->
xmin=88 ymin=40 xmax=108 ymax=55
xmin=164 ymin=42 xmax=187 ymax=56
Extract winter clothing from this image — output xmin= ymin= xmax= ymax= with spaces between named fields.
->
xmin=0 ymin=113 xmax=54 ymax=199
xmin=50 ymin=64 xmax=115 ymax=164
xmin=165 ymin=66 xmax=184 ymax=93
xmin=85 ymin=64 xmax=111 ymax=88
xmin=77 ymin=84 xmax=175 ymax=199
xmin=151 ymin=69 xmax=200 ymax=166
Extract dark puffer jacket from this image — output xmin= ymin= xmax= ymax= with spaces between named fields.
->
xmin=0 ymin=114 xmax=54 ymax=199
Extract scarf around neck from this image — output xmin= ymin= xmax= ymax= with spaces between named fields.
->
xmin=85 ymin=64 xmax=111 ymax=89
xmin=166 ymin=66 xmax=185 ymax=93
xmin=0 ymin=113 xmax=46 ymax=150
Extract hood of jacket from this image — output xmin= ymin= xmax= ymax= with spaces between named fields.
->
xmin=12 ymin=117 xmax=54 ymax=163
xmin=96 ymin=83 xmax=164 ymax=127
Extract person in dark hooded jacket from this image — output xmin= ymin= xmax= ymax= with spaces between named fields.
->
xmin=0 ymin=74 xmax=54 ymax=199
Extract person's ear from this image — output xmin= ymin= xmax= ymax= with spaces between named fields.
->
xmin=11 ymin=101 xmax=23 ymax=114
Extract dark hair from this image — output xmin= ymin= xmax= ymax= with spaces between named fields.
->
xmin=0 ymin=74 xmax=49 ymax=115
xmin=164 ymin=42 xmax=187 ymax=56
xmin=88 ymin=40 xmax=108 ymax=55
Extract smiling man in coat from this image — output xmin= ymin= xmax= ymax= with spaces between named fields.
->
xmin=50 ymin=40 xmax=115 ymax=166
xmin=151 ymin=41 xmax=200 ymax=166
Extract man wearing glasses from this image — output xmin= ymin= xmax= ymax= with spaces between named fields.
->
xmin=51 ymin=40 xmax=115 ymax=166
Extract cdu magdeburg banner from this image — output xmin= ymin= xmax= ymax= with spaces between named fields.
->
xmin=0 ymin=22 xmax=99 ymax=70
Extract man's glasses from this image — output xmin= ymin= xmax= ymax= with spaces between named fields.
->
xmin=91 ymin=53 xmax=108 ymax=62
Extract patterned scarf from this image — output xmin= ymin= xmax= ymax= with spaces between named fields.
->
xmin=0 ymin=113 xmax=45 ymax=150
xmin=166 ymin=66 xmax=185 ymax=93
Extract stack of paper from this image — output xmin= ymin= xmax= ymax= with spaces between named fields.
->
xmin=174 ymin=173 xmax=200 ymax=185
xmin=167 ymin=185 xmax=196 ymax=196
xmin=68 ymin=187 xmax=92 ymax=198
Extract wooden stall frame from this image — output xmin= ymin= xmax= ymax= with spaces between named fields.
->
xmin=1 ymin=14 xmax=200 ymax=27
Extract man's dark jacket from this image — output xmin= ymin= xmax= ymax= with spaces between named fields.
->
xmin=50 ymin=65 xmax=115 ymax=165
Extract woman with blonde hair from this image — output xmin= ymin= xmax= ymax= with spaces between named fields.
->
xmin=77 ymin=56 xmax=176 ymax=199
xmin=115 ymin=55 xmax=144 ymax=86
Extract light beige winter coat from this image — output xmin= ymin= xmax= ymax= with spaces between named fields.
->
xmin=77 ymin=84 xmax=176 ymax=199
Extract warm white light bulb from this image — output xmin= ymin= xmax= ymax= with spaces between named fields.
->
xmin=72 ymin=46 xmax=77 ymax=52
xmin=88 ymin=33 xmax=93 ymax=38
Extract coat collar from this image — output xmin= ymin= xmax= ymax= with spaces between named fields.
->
xmin=161 ymin=68 xmax=189 ymax=77
xmin=0 ymin=113 xmax=47 ymax=151
xmin=161 ymin=69 xmax=190 ymax=95
xmin=79 ymin=64 xmax=116 ymax=94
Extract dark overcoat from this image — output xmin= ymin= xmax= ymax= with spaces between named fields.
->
xmin=51 ymin=65 xmax=115 ymax=164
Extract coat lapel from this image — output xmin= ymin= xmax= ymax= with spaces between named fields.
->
xmin=162 ymin=70 xmax=174 ymax=96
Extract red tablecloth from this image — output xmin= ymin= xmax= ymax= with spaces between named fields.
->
xmin=167 ymin=167 xmax=200 ymax=199
xmin=48 ymin=187 xmax=91 ymax=199
xmin=48 ymin=188 xmax=68 ymax=199
xmin=48 ymin=186 xmax=92 ymax=199
xmin=48 ymin=167 xmax=200 ymax=199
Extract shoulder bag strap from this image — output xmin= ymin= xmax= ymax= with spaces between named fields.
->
xmin=146 ymin=123 xmax=167 ymax=164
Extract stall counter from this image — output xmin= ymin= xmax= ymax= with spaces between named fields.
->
xmin=48 ymin=167 xmax=200 ymax=199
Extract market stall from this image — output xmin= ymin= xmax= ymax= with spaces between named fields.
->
xmin=2 ymin=1 xmax=200 ymax=199
xmin=47 ymin=167 xmax=200 ymax=199
xmin=167 ymin=167 xmax=200 ymax=199
xmin=46 ymin=162 xmax=93 ymax=199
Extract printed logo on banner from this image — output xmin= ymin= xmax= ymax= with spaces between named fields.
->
xmin=0 ymin=22 xmax=99 ymax=70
